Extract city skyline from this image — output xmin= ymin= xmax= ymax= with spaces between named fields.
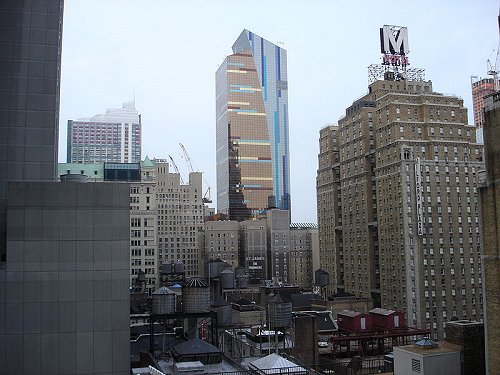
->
xmin=59 ymin=0 xmax=498 ymax=223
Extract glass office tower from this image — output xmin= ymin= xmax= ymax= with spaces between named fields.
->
xmin=216 ymin=30 xmax=290 ymax=221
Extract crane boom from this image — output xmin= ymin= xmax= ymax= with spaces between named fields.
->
xmin=179 ymin=143 xmax=195 ymax=172
xmin=168 ymin=155 xmax=185 ymax=184
xmin=178 ymin=143 xmax=212 ymax=203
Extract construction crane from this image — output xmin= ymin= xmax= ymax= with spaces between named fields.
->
xmin=179 ymin=143 xmax=195 ymax=172
xmin=203 ymin=187 xmax=212 ymax=204
xmin=168 ymin=155 xmax=185 ymax=184
xmin=487 ymin=53 xmax=499 ymax=91
xmin=178 ymin=143 xmax=212 ymax=203
xmin=488 ymin=11 xmax=500 ymax=91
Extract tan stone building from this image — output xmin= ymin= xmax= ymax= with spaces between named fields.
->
xmin=317 ymin=125 xmax=341 ymax=296
xmin=480 ymin=91 xmax=500 ymax=375
xmin=290 ymin=223 xmax=318 ymax=290
xmin=130 ymin=158 xmax=158 ymax=294
xmin=203 ymin=220 xmax=240 ymax=269
xmin=155 ymin=161 xmax=204 ymax=278
xmin=317 ymin=76 xmax=484 ymax=339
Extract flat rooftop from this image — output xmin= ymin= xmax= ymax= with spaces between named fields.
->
xmin=157 ymin=358 xmax=241 ymax=373
xmin=395 ymin=341 xmax=461 ymax=356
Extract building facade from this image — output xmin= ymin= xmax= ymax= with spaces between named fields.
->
xmin=289 ymin=223 xmax=317 ymax=290
xmin=59 ymin=160 xmax=158 ymax=294
xmin=67 ymin=101 xmax=141 ymax=163
xmin=203 ymin=220 xmax=240 ymax=269
xmin=200 ymin=214 xmax=316 ymax=288
xmin=216 ymin=30 xmax=290 ymax=221
xmin=59 ymin=158 xmax=206 ymax=288
xmin=0 ymin=181 xmax=130 ymax=374
xmin=240 ymin=219 xmax=268 ymax=283
xmin=471 ymin=77 xmax=496 ymax=144
xmin=266 ymin=209 xmax=291 ymax=284
xmin=317 ymin=77 xmax=484 ymax=339
xmin=0 ymin=0 xmax=64 ymax=259
xmin=129 ymin=158 xmax=158 ymax=294
xmin=317 ymin=125 xmax=342 ymax=296
xmin=480 ymin=92 xmax=500 ymax=375
xmin=155 ymin=162 xmax=204 ymax=278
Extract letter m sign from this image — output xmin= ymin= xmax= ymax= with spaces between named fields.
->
xmin=380 ymin=25 xmax=409 ymax=55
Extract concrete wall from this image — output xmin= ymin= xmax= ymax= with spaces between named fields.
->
xmin=0 ymin=182 xmax=130 ymax=374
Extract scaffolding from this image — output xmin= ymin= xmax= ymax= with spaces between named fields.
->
xmin=368 ymin=64 xmax=425 ymax=84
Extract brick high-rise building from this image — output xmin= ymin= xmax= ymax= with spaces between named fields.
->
xmin=317 ymin=76 xmax=484 ymax=339
xmin=289 ymin=223 xmax=318 ymax=290
xmin=317 ymin=125 xmax=341 ymax=296
xmin=471 ymin=77 xmax=496 ymax=143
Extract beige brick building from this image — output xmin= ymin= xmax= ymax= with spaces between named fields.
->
xmin=155 ymin=162 xmax=204 ymax=278
xmin=480 ymin=92 xmax=500 ymax=375
xmin=130 ymin=158 xmax=158 ymax=294
xmin=203 ymin=220 xmax=240 ymax=269
xmin=290 ymin=223 xmax=318 ymax=290
xmin=317 ymin=125 xmax=341 ymax=296
xmin=317 ymin=76 xmax=484 ymax=339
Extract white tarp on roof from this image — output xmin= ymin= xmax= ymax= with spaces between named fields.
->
xmin=249 ymin=353 xmax=306 ymax=374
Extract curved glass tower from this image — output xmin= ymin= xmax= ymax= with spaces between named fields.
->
xmin=216 ymin=30 xmax=290 ymax=221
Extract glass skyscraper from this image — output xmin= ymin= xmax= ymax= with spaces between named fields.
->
xmin=216 ymin=30 xmax=290 ymax=221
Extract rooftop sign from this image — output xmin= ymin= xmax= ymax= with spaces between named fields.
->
xmin=380 ymin=25 xmax=409 ymax=67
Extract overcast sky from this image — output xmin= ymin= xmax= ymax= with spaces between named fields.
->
xmin=59 ymin=0 xmax=499 ymax=223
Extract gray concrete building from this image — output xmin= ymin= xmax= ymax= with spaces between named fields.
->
xmin=59 ymin=158 xmax=206 ymax=287
xmin=0 ymin=2 xmax=133 ymax=372
xmin=0 ymin=181 xmax=130 ymax=374
xmin=0 ymin=0 xmax=64 ymax=260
